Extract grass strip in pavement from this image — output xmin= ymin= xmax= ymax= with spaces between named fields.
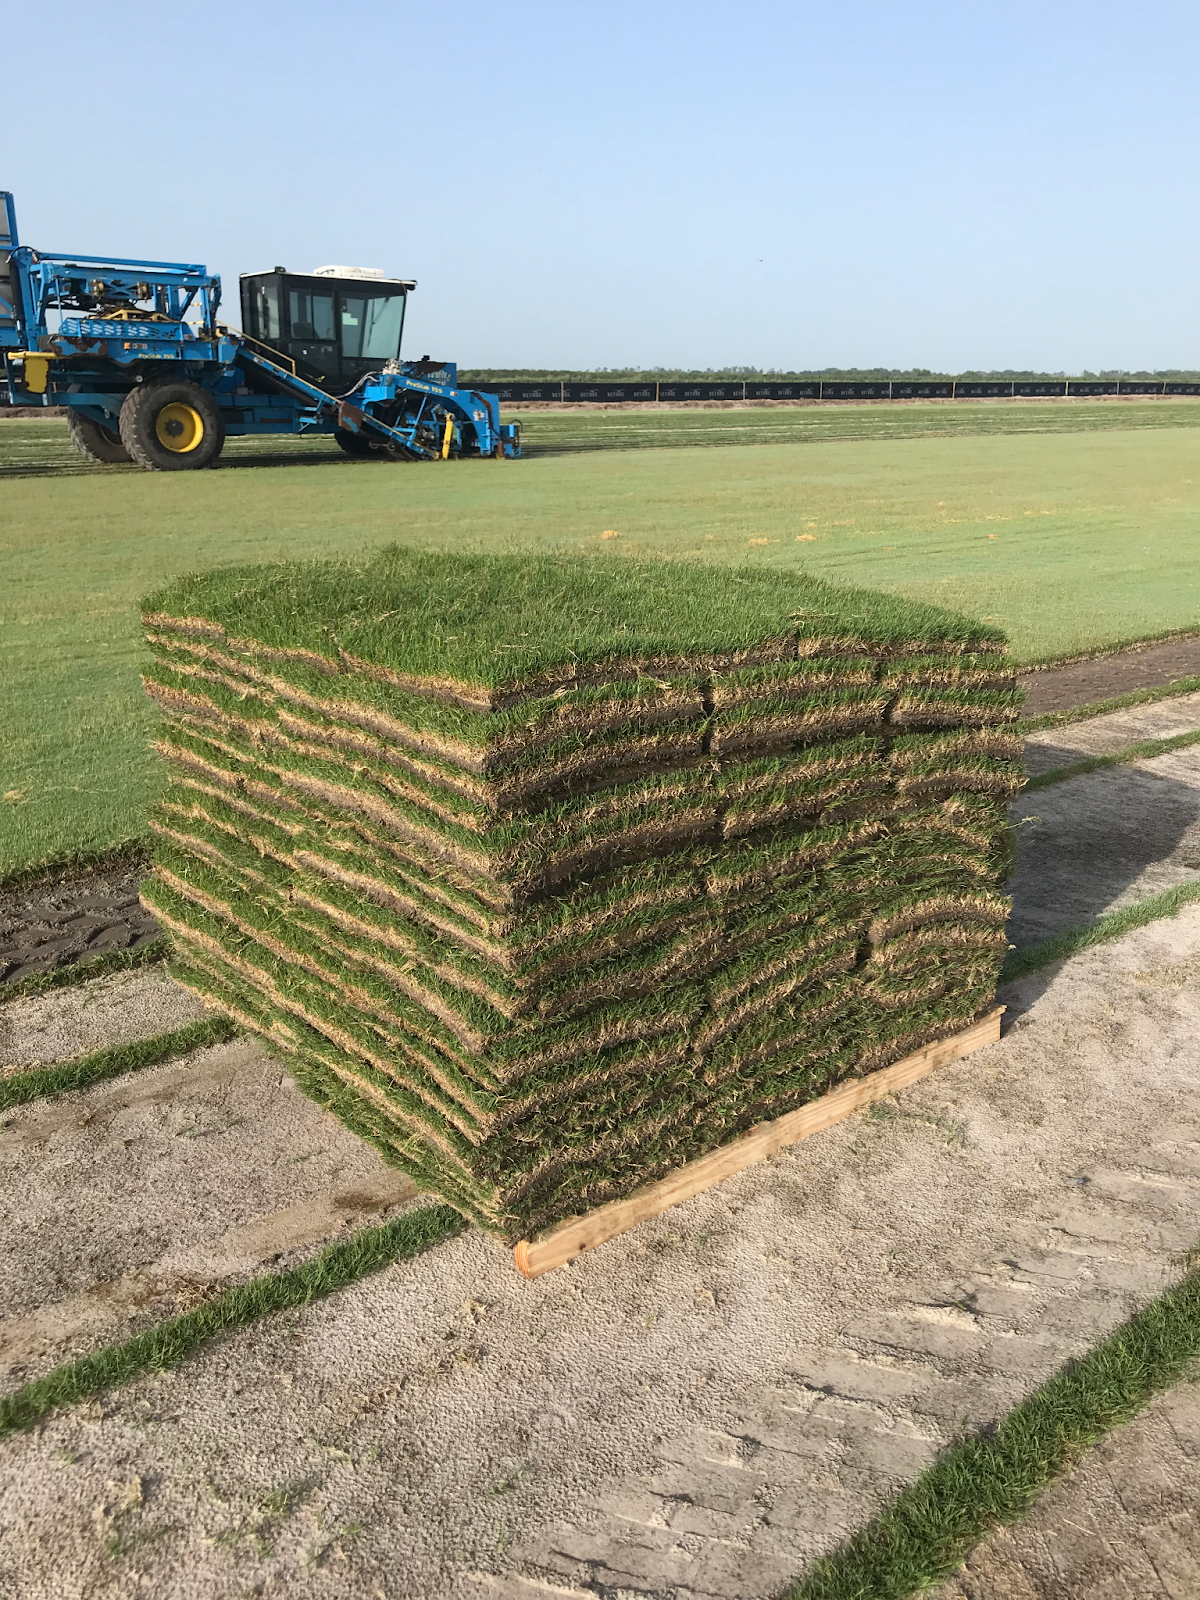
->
xmin=0 ymin=1204 xmax=466 ymax=1440
xmin=788 ymin=1258 xmax=1200 ymax=1600
xmin=1000 ymin=880 xmax=1200 ymax=985
xmin=1015 ymin=674 xmax=1200 ymax=735
xmin=1023 ymin=726 xmax=1200 ymax=792
xmin=0 ymin=1012 xmax=234 ymax=1112
xmin=0 ymin=936 xmax=168 ymax=1007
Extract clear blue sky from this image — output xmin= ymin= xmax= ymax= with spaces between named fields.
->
xmin=6 ymin=2 xmax=1198 ymax=372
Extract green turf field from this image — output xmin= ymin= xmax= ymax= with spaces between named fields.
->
xmin=7 ymin=398 xmax=1200 ymax=475
xmin=4 ymin=404 xmax=1200 ymax=878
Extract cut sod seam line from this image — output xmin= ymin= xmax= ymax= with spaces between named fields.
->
xmin=0 ymin=936 xmax=169 ymax=1008
xmin=0 ymin=1013 xmax=234 ymax=1113
xmin=786 ymin=1263 xmax=1200 ymax=1600
xmin=1016 ymin=626 xmax=1200 ymax=676
xmin=1024 ymin=725 xmax=1200 ymax=792
xmin=1015 ymin=674 xmax=1200 ymax=735
xmin=0 ymin=1204 xmax=466 ymax=1441
xmin=1000 ymin=880 xmax=1200 ymax=985
xmin=0 ymin=840 xmax=149 ymax=893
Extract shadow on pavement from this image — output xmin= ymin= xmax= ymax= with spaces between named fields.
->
xmin=1007 ymin=760 xmax=1200 ymax=951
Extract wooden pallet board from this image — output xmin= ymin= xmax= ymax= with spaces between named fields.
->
xmin=513 ymin=1006 xmax=1004 ymax=1278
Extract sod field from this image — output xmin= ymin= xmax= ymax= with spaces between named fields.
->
xmin=4 ymin=403 xmax=1200 ymax=879
xmin=9 ymin=398 xmax=1200 ymax=473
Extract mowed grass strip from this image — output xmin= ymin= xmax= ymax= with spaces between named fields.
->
xmin=1024 ymin=726 xmax=1200 ymax=791
xmin=0 ymin=1012 xmax=234 ymax=1111
xmin=8 ymin=399 xmax=1200 ymax=476
xmin=0 ymin=1204 xmax=466 ymax=1440
xmin=5 ymin=411 xmax=1200 ymax=877
xmin=788 ymin=1260 xmax=1200 ymax=1600
xmin=518 ymin=398 xmax=1200 ymax=455
xmin=1000 ymin=880 xmax=1200 ymax=984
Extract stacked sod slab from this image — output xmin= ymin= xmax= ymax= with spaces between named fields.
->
xmin=139 ymin=548 xmax=1022 ymax=1243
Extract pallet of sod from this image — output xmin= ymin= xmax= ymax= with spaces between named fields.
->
xmin=140 ymin=546 xmax=1022 ymax=1245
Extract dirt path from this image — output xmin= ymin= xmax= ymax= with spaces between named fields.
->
xmin=1019 ymin=637 xmax=1200 ymax=716
xmin=0 ymin=859 xmax=157 ymax=985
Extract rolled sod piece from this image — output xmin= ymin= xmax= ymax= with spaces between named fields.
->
xmin=142 ymin=546 xmax=1020 ymax=1242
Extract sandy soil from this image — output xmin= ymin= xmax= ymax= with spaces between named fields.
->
xmin=3 ymin=715 xmax=1194 ymax=1361
xmin=1007 ymin=745 xmax=1200 ymax=947
xmin=1024 ymin=691 xmax=1200 ymax=776
xmin=0 ymin=965 xmax=204 ymax=1071
xmin=3 ymin=697 xmax=1200 ymax=1595
xmin=0 ymin=1024 xmax=414 ymax=1385
xmin=1 ymin=905 xmax=1200 ymax=1597
xmin=938 ymin=1379 xmax=1200 ymax=1599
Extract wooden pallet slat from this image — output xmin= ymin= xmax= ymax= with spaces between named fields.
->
xmin=513 ymin=1006 xmax=1004 ymax=1278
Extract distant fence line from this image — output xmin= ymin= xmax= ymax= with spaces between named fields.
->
xmin=475 ymin=377 xmax=1200 ymax=403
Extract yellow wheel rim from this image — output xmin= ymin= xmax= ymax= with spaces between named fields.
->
xmin=155 ymin=402 xmax=204 ymax=453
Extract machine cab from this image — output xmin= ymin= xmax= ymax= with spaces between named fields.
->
xmin=239 ymin=265 xmax=414 ymax=394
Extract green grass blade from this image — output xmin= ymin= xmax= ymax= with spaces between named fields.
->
xmin=0 ymin=1011 xmax=233 ymax=1112
xmin=0 ymin=1204 xmax=466 ymax=1440
xmin=789 ymin=1267 xmax=1200 ymax=1600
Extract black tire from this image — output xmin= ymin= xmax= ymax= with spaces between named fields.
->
xmin=119 ymin=381 xmax=226 ymax=471
xmin=66 ymin=411 xmax=130 ymax=465
xmin=334 ymin=428 xmax=377 ymax=457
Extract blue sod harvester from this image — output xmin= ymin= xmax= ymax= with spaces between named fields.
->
xmin=0 ymin=192 xmax=520 ymax=469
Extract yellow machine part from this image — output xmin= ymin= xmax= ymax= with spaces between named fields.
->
xmin=155 ymin=402 xmax=205 ymax=453
xmin=441 ymin=414 xmax=454 ymax=459
xmin=13 ymin=352 xmax=52 ymax=393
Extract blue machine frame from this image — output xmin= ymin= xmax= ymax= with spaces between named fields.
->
xmin=0 ymin=191 xmax=519 ymax=463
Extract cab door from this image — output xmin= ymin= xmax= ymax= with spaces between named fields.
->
xmin=286 ymin=286 xmax=338 ymax=388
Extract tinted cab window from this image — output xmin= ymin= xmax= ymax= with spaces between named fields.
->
xmin=240 ymin=272 xmax=409 ymax=394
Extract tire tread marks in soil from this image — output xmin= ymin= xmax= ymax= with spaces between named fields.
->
xmin=0 ymin=865 xmax=161 ymax=985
